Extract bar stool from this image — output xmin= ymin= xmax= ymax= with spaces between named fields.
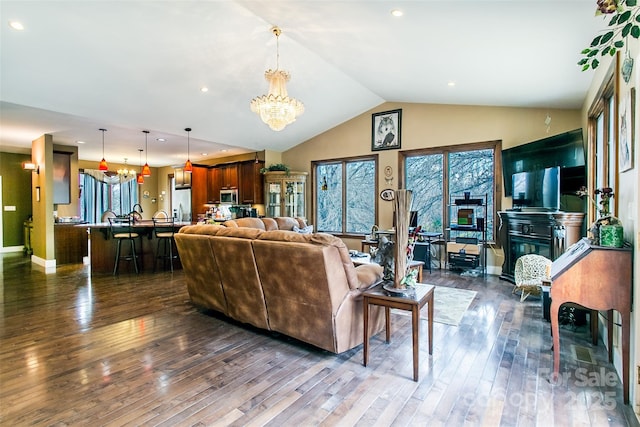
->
xmin=108 ymin=216 xmax=139 ymax=275
xmin=153 ymin=218 xmax=177 ymax=272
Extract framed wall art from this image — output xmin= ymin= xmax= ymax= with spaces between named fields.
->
xmin=372 ymin=109 xmax=402 ymax=151
xmin=53 ymin=151 xmax=71 ymax=204
xmin=619 ymin=88 xmax=635 ymax=172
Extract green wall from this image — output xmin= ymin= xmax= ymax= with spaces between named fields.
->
xmin=0 ymin=152 xmax=33 ymax=246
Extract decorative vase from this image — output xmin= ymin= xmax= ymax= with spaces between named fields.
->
xmin=600 ymin=224 xmax=624 ymax=248
xmin=393 ymin=189 xmax=412 ymax=289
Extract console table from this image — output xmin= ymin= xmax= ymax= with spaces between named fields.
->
xmin=498 ymin=211 xmax=585 ymax=283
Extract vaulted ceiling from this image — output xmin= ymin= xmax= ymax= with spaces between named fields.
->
xmin=1 ymin=1 xmax=604 ymax=167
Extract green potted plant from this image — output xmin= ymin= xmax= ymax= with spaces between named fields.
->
xmin=259 ymin=163 xmax=290 ymax=175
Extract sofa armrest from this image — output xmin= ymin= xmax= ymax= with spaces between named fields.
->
xmin=355 ymin=264 xmax=384 ymax=290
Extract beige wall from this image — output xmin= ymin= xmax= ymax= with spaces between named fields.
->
xmin=282 ymin=102 xmax=582 ymax=264
xmin=581 ymin=48 xmax=640 ymax=410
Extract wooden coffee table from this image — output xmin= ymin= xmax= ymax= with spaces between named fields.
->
xmin=362 ymin=282 xmax=434 ymax=381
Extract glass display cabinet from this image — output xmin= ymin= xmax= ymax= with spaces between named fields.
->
xmin=264 ymin=171 xmax=307 ymax=219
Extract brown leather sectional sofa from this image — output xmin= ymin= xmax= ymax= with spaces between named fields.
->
xmin=174 ymin=219 xmax=386 ymax=353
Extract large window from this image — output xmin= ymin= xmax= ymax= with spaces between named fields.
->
xmin=402 ymin=141 xmax=500 ymax=241
xmin=588 ymin=70 xmax=617 ymax=219
xmin=314 ymin=156 xmax=377 ymax=234
xmin=80 ymin=171 xmax=139 ymax=223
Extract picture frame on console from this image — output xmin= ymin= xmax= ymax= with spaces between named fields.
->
xmin=619 ymin=88 xmax=635 ymax=172
xmin=372 ymin=109 xmax=402 ymax=151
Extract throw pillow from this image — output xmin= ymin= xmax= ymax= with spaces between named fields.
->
xmin=293 ymin=225 xmax=314 ymax=234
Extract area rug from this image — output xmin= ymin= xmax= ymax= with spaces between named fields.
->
xmin=393 ymin=286 xmax=477 ymax=326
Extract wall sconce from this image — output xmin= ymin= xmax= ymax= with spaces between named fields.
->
xmin=22 ymin=162 xmax=39 ymax=174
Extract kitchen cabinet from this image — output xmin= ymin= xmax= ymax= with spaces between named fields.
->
xmin=219 ymin=163 xmax=239 ymax=189
xmin=240 ymin=161 xmax=264 ymax=204
xmin=264 ymin=171 xmax=307 ymax=219
xmin=208 ymin=167 xmax=222 ymax=204
xmin=191 ymin=165 xmax=209 ymax=218
xmin=174 ymin=168 xmax=191 ymax=188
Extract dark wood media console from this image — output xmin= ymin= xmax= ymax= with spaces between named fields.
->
xmin=498 ymin=211 xmax=585 ymax=283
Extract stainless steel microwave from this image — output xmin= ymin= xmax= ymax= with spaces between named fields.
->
xmin=220 ymin=189 xmax=238 ymax=204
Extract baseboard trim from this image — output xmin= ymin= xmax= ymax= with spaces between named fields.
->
xmin=0 ymin=246 xmax=24 ymax=253
xmin=31 ymin=255 xmax=57 ymax=273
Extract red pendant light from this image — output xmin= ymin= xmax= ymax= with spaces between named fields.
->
xmin=136 ymin=149 xmax=145 ymax=184
xmin=184 ymin=127 xmax=193 ymax=173
xmin=98 ymin=128 xmax=108 ymax=171
xmin=141 ymin=130 xmax=151 ymax=177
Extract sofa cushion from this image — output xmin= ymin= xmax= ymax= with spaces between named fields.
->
xmin=274 ymin=217 xmax=307 ymax=231
xmin=355 ymin=264 xmax=384 ymax=290
xmin=179 ymin=224 xmax=225 ymax=235
xmin=257 ymin=231 xmax=360 ymax=290
xmin=223 ymin=217 xmax=266 ymax=230
xmin=215 ymin=227 xmax=263 ymax=240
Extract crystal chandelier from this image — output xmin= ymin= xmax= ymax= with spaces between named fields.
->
xmin=250 ymin=26 xmax=304 ymax=131
xmin=117 ymin=159 xmax=136 ymax=178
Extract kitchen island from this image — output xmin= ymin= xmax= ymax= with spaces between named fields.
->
xmin=86 ymin=220 xmax=191 ymax=274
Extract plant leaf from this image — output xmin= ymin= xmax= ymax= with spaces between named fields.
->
xmin=615 ymin=40 xmax=625 ymax=48
xmin=581 ymin=48 xmax=592 ymax=54
xmin=600 ymin=31 xmax=614 ymax=44
xmin=609 ymin=14 xmax=619 ymax=25
xmin=603 ymin=46 xmax=611 ymax=55
xmin=591 ymin=35 xmax=602 ymax=46
xmin=610 ymin=47 xmax=617 ymax=55
xmin=628 ymin=0 xmax=637 ymax=7
xmin=632 ymin=25 xmax=640 ymax=38
xmin=588 ymin=48 xmax=600 ymax=57
xmin=618 ymin=10 xmax=632 ymax=24
xmin=622 ymin=22 xmax=632 ymax=37
xmin=578 ymin=58 xmax=589 ymax=65
xmin=592 ymin=59 xmax=600 ymax=69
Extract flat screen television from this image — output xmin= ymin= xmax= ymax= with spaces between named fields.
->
xmin=512 ymin=166 xmax=560 ymax=211
xmin=502 ymin=129 xmax=585 ymax=197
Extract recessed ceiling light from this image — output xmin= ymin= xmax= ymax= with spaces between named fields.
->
xmin=156 ymin=138 xmax=166 ymax=142
xmin=391 ymin=9 xmax=403 ymax=17
xmin=221 ymin=149 xmax=228 ymax=152
xmin=9 ymin=21 xmax=24 ymax=31
xmin=447 ymin=81 xmax=456 ymax=87
xmin=200 ymin=87 xmax=209 ymax=93
xmin=76 ymin=140 xmax=86 ymax=144
xmin=200 ymin=152 xmax=208 ymax=156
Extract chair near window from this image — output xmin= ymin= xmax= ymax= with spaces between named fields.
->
xmin=152 ymin=210 xmax=169 ymax=219
xmin=101 ymin=210 xmax=116 ymax=223
xmin=153 ymin=218 xmax=178 ymax=272
xmin=108 ymin=216 xmax=139 ymax=275
xmin=512 ymin=254 xmax=552 ymax=302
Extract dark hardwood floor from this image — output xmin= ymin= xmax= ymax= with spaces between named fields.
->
xmin=0 ymin=252 xmax=638 ymax=426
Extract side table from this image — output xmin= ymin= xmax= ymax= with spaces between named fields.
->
xmin=363 ymin=283 xmax=435 ymax=381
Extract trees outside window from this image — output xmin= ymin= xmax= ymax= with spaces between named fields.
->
xmin=403 ymin=142 xmax=499 ymax=241
xmin=314 ymin=157 xmax=377 ymax=234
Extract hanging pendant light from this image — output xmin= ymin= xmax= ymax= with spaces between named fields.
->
xmin=137 ymin=149 xmax=145 ymax=184
xmin=184 ymin=127 xmax=193 ymax=173
xmin=98 ymin=128 xmax=108 ymax=171
xmin=250 ymin=26 xmax=304 ymax=131
xmin=141 ymin=130 xmax=151 ymax=177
